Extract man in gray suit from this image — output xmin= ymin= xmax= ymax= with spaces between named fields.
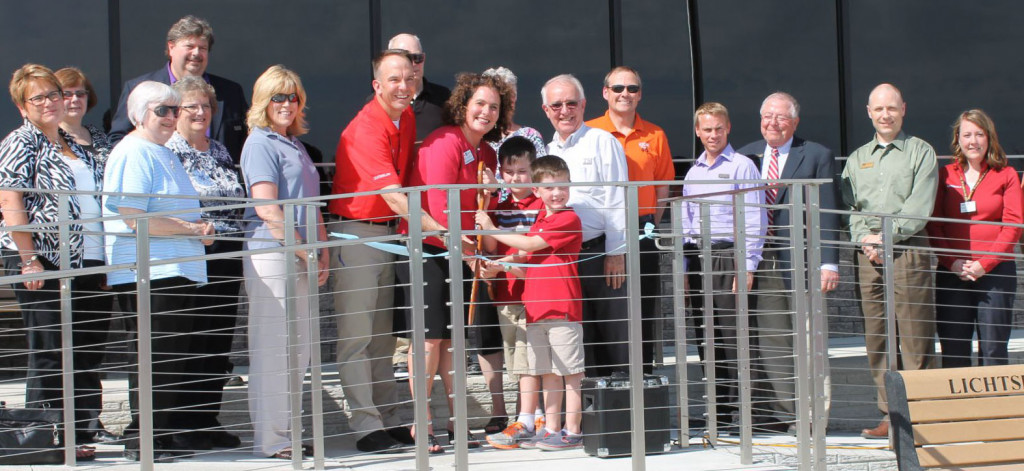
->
xmin=737 ymin=92 xmax=839 ymax=433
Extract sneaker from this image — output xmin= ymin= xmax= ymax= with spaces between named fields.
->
xmin=486 ymin=422 xmax=534 ymax=450
xmin=394 ymin=362 xmax=409 ymax=380
xmin=519 ymin=428 xmax=554 ymax=449
xmin=535 ymin=431 xmax=583 ymax=451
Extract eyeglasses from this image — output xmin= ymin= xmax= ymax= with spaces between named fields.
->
xmin=151 ymin=105 xmax=180 ymax=118
xmin=408 ymin=53 xmax=425 ymax=64
xmin=270 ymin=93 xmax=299 ymax=103
xmin=181 ymin=103 xmax=213 ymax=114
xmin=546 ymin=101 xmax=579 ymax=112
xmin=25 ymin=91 xmax=63 ymax=106
xmin=608 ymin=84 xmax=640 ymax=94
xmin=62 ymin=90 xmax=89 ymax=99
xmin=761 ymin=113 xmax=793 ymax=124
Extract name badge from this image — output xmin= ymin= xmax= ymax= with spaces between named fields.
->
xmin=718 ymin=173 xmax=730 ymax=179
xmin=463 ymin=150 xmax=475 ymax=165
xmin=960 ymin=201 xmax=977 ymax=214
xmin=860 ymin=162 xmax=874 ymax=169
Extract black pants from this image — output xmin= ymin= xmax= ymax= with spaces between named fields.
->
xmin=115 ymin=277 xmax=196 ymax=445
xmin=638 ymin=230 xmax=662 ymax=373
xmin=935 ymin=261 xmax=1016 ymax=368
xmin=685 ymin=244 xmax=739 ymax=415
xmin=179 ymin=239 xmax=244 ymax=429
xmin=579 ymin=236 xmax=630 ymax=378
xmin=2 ymin=254 xmax=113 ymax=437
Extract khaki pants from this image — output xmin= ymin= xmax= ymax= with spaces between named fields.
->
xmin=856 ymin=235 xmax=936 ymax=414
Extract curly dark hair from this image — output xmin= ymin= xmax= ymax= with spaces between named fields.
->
xmin=442 ymin=72 xmax=512 ymax=143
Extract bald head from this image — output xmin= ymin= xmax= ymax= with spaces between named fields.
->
xmin=388 ymin=33 xmax=425 ymax=93
xmin=866 ymin=83 xmax=906 ymax=143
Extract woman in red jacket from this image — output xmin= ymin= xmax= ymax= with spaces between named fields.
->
xmin=927 ymin=109 xmax=1022 ymax=367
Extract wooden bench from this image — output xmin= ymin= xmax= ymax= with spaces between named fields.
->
xmin=885 ymin=364 xmax=1024 ymax=470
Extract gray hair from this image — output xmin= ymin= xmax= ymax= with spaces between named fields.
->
xmin=483 ymin=66 xmax=517 ymax=87
xmin=541 ymin=74 xmax=585 ymax=105
xmin=127 ymin=81 xmax=180 ymax=126
xmin=171 ymin=75 xmax=218 ymax=115
xmin=387 ymin=33 xmax=421 ymax=50
xmin=760 ymin=91 xmax=800 ymax=119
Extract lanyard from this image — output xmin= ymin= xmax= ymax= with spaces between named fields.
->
xmin=957 ymin=165 xmax=989 ymax=202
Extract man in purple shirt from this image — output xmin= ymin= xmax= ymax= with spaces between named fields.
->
xmin=682 ymin=102 xmax=766 ymax=431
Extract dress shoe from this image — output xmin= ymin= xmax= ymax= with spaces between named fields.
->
xmin=356 ymin=430 xmax=405 ymax=454
xmin=205 ymin=430 xmax=242 ymax=448
xmin=387 ymin=426 xmax=416 ymax=445
xmin=860 ymin=420 xmax=889 ymax=439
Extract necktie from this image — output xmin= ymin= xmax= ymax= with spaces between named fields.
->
xmin=765 ymin=147 xmax=780 ymax=231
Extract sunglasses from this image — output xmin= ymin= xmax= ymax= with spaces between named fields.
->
xmin=270 ymin=93 xmax=299 ymax=103
xmin=151 ymin=105 xmax=180 ymax=118
xmin=62 ymin=90 xmax=89 ymax=99
xmin=408 ymin=53 xmax=425 ymax=64
xmin=546 ymin=100 xmax=579 ymax=112
xmin=609 ymin=84 xmax=640 ymax=94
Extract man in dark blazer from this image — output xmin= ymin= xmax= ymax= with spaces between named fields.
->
xmin=737 ymin=91 xmax=839 ymax=434
xmin=109 ymin=15 xmax=248 ymax=163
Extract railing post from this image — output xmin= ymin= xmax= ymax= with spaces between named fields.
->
xmin=57 ymin=194 xmax=75 ymax=465
xmin=626 ymin=185 xmax=647 ymax=470
xmin=135 ymin=217 xmax=155 ymax=471
xmin=698 ymin=202 xmax=717 ymax=443
xmin=304 ymin=204 xmax=325 ymax=470
xmin=805 ymin=184 xmax=828 ymax=470
xmin=790 ymin=184 xmax=812 ymax=469
xmin=881 ymin=216 xmax=897 ymax=379
xmin=670 ymin=199 xmax=689 ymax=448
xmin=446 ymin=189 xmax=470 ymax=469
xmin=732 ymin=193 xmax=752 ymax=465
xmin=283 ymin=204 xmax=303 ymax=470
xmin=407 ymin=191 xmax=430 ymax=471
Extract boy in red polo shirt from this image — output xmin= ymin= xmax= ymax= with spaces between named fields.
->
xmin=475 ymin=155 xmax=585 ymax=451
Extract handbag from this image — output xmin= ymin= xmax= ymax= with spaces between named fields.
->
xmin=0 ymin=402 xmax=63 ymax=465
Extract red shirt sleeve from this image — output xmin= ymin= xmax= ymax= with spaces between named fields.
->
xmin=978 ymin=168 xmax=1023 ymax=271
xmin=926 ymin=165 xmax=955 ymax=270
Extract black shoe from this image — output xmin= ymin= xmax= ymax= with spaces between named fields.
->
xmin=205 ymin=430 xmax=242 ymax=448
xmin=387 ymin=426 xmax=416 ymax=445
xmin=356 ymin=430 xmax=405 ymax=454
xmin=171 ymin=432 xmax=211 ymax=452
xmin=467 ymin=362 xmax=482 ymax=375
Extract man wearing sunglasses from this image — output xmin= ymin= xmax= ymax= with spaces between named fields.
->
xmin=387 ymin=33 xmax=451 ymax=143
xmin=586 ymin=67 xmax=674 ymax=374
xmin=109 ymin=15 xmax=248 ymax=163
xmin=542 ymin=74 xmax=630 ymax=379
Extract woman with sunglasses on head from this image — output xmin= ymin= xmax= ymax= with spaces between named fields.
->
xmin=165 ymin=76 xmax=246 ymax=450
xmin=239 ymin=65 xmax=328 ymax=460
xmin=0 ymin=64 xmax=109 ymax=461
xmin=102 ymin=80 xmax=214 ymax=462
xmin=482 ymin=67 xmax=547 ymax=157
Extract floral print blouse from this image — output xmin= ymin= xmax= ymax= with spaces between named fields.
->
xmin=165 ymin=132 xmax=246 ymax=234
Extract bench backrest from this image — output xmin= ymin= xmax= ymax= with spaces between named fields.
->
xmin=885 ymin=365 xmax=1024 ymax=470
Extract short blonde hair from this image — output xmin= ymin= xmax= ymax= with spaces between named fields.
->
xmin=694 ymin=102 xmax=730 ymax=124
xmin=246 ymin=65 xmax=308 ymax=136
xmin=9 ymin=63 xmax=61 ymax=108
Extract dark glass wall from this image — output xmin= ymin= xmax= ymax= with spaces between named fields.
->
xmin=2 ymin=0 xmax=1024 ymax=161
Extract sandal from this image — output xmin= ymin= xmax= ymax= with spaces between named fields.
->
xmin=448 ymin=429 xmax=480 ymax=449
xmin=76 ymin=445 xmax=96 ymax=462
xmin=484 ymin=416 xmax=509 ymax=434
xmin=427 ymin=434 xmax=444 ymax=454
xmin=271 ymin=445 xmax=312 ymax=460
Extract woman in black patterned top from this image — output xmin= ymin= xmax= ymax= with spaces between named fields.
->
xmin=165 ymin=76 xmax=246 ymax=449
xmin=0 ymin=64 xmax=107 ymax=460
xmin=55 ymin=67 xmax=112 ymax=167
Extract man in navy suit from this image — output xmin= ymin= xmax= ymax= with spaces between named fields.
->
xmin=737 ymin=92 xmax=839 ymax=433
xmin=109 ymin=15 xmax=248 ymax=162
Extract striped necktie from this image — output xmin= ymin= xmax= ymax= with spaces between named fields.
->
xmin=765 ymin=147 xmax=780 ymax=231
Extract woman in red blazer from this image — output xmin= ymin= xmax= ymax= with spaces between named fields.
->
xmin=927 ymin=109 xmax=1022 ymax=367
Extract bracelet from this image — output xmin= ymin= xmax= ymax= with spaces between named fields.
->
xmin=18 ymin=254 xmax=40 ymax=269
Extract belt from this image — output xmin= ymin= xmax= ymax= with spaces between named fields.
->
xmin=341 ymin=216 xmax=398 ymax=227
xmin=581 ymin=234 xmax=606 ymax=251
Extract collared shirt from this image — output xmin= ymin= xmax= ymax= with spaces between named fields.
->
xmin=682 ymin=144 xmax=766 ymax=271
xmin=329 ymin=99 xmax=415 ymax=220
xmin=586 ymin=111 xmax=675 ymax=217
xmin=490 ymin=193 xmax=543 ymax=304
xmin=547 ymin=124 xmax=628 ymax=254
xmin=0 ymin=120 xmax=99 ymax=269
xmin=841 ymin=130 xmax=938 ymax=244
xmin=411 ymin=77 xmax=450 ymax=142
xmin=102 ymin=134 xmax=206 ymax=285
xmin=240 ymin=127 xmax=321 ymax=251
xmin=523 ymin=208 xmax=583 ymax=323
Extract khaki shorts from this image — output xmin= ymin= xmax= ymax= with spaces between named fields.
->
xmin=497 ymin=304 xmax=530 ymax=377
xmin=526 ymin=319 xmax=585 ymax=376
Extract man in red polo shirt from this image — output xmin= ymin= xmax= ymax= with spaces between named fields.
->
xmin=327 ymin=49 xmax=444 ymax=453
xmin=586 ymin=66 xmax=674 ymax=373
